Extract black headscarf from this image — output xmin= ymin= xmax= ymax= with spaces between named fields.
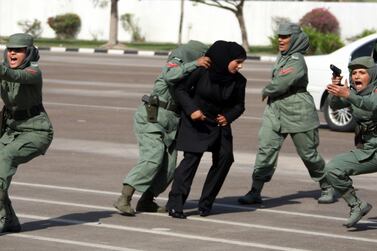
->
xmin=205 ymin=40 xmax=246 ymax=85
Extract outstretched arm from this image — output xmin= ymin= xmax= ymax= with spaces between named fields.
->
xmin=162 ymin=56 xmax=210 ymax=85
xmin=0 ymin=65 xmax=41 ymax=84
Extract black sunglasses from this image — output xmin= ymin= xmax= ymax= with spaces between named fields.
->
xmin=7 ymin=48 xmax=26 ymax=53
xmin=278 ymin=35 xmax=291 ymax=39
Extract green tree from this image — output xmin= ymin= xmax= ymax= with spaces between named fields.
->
xmin=191 ymin=0 xmax=249 ymax=51
xmin=120 ymin=13 xmax=145 ymax=42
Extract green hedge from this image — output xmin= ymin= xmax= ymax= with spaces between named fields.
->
xmin=268 ymin=27 xmax=344 ymax=55
xmin=47 ymin=13 xmax=81 ymax=39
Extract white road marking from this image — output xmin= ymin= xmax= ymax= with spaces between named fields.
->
xmin=44 ymin=78 xmax=267 ymax=88
xmin=45 ymin=101 xmax=137 ymax=111
xmin=45 ymin=88 xmax=146 ymax=98
xmin=12 ymin=181 xmax=377 ymax=225
xmin=11 ymin=196 xmax=377 ymax=245
xmin=47 ymin=137 xmax=288 ymax=166
xmin=23 ymin=134 xmax=377 ymax=191
xmin=13 ymin=182 xmax=121 ymax=196
xmin=11 ymin=183 xmax=377 ymax=229
xmin=137 ymin=51 xmax=156 ymax=57
xmin=44 ymin=101 xmax=262 ymax=121
xmin=78 ymin=48 xmax=95 ymax=53
xmin=16 ymin=213 xmax=308 ymax=251
xmin=44 ymin=78 xmax=153 ymax=89
xmin=108 ymin=49 xmax=126 ymax=55
xmin=41 ymin=55 xmax=272 ymax=73
xmin=44 ymin=87 xmax=262 ymax=98
xmin=50 ymin=47 xmax=66 ymax=52
xmin=6 ymin=233 xmax=141 ymax=251
xmin=50 ymin=138 xmax=139 ymax=159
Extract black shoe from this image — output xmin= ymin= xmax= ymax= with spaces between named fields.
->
xmin=238 ymin=190 xmax=262 ymax=205
xmin=199 ymin=209 xmax=211 ymax=217
xmin=168 ymin=209 xmax=186 ymax=219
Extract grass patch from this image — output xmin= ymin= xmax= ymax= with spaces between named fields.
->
xmin=0 ymin=36 xmax=276 ymax=54
xmin=248 ymin=45 xmax=276 ymax=55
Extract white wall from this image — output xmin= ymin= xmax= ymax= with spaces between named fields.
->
xmin=0 ymin=0 xmax=376 ymax=46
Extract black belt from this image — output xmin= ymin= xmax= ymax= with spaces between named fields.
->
xmin=270 ymin=87 xmax=307 ymax=102
xmin=357 ymin=124 xmax=377 ymax=134
xmin=141 ymin=95 xmax=177 ymax=112
xmin=6 ymin=104 xmax=44 ymax=121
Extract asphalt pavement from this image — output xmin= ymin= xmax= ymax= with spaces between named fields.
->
xmin=1 ymin=51 xmax=376 ymax=251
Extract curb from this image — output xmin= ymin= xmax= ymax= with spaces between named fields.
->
xmin=0 ymin=44 xmax=276 ymax=62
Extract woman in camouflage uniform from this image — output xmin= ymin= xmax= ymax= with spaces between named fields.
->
xmin=0 ymin=33 xmax=53 ymax=233
xmin=325 ymin=56 xmax=377 ymax=228
xmin=238 ymin=23 xmax=334 ymax=205
xmin=114 ymin=41 xmax=210 ymax=216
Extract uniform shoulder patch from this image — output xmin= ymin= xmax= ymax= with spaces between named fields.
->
xmin=291 ymin=55 xmax=299 ymax=60
xmin=25 ymin=67 xmax=38 ymax=75
xmin=30 ymin=62 xmax=39 ymax=67
xmin=167 ymin=62 xmax=179 ymax=68
xmin=279 ymin=67 xmax=294 ymax=75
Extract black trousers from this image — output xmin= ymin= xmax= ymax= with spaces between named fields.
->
xmin=167 ymin=147 xmax=234 ymax=213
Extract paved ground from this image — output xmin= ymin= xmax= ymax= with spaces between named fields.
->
xmin=1 ymin=51 xmax=377 ymax=251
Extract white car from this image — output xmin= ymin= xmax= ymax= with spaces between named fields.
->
xmin=305 ymin=33 xmax=377 ymax=131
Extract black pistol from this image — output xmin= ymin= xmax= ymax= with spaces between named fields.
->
xmin=330 ymin=64 xmax=342 ymax=77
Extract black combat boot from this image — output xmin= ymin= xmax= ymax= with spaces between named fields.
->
xmin=3 ymin=192 xmax=21 ymax=233
xmin=238 ymin=180 xmax=264 ymax=205
xmin=113 ymin=184 xmax=136 ymax=216
xmin=342 ymin=189 xmax=372 ymax=228
xmin=136 ymin=189 xmax=166 ymax=213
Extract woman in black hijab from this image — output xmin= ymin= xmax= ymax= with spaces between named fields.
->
xmin=166 ymin=41 xmax=247 ymax=218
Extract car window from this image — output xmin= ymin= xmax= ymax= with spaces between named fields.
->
xmin=351 ymin=39 xmax=377 ymax=61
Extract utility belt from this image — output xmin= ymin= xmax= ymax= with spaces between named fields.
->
xmin=357 ymin=124 xmax=377 ymax=134
xmin=354 ymin=123 xmax=377 ymax=149
xmin=141 ymin=95 xmax=177 ymax=122
xmin=5 ymin=104 xmax=45 ymax=121
xmin=270 ymin=87 xmax=307 ymax=102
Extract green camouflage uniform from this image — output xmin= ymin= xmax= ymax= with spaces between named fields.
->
xmin=324 ymin=56 xmax=376 ymax=227
xmin=123 ymin=41 xmax=208 ymax=196
xmin=325 ymin=57 xmax=377 ymax=194
xmin=251 ymin=23 xmax=327 ymax=191
xmin=0 ymin=33 xmax=53 ymax=232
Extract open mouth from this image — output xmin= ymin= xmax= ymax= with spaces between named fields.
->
xmin=10 ymin=57 xmax=18 ymax=63
xmin=354 ymin=81 xmax=363 ymax=89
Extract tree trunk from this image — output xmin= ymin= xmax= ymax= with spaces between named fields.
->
xmin=109 ymin=0 xmax=118 ymax=46
xmin=178 ymin=0 xmax=184 ymax=45
xmin=235 ymin=8 xmax=249 ymax=52
xmin=191 ymin=0 xmax=249 ymax=52
xmin=102 ymin=0 xmax=125 ymax=49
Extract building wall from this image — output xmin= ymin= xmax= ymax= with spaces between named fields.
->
xmin=0 ymin=0 xmax=376 ymax=46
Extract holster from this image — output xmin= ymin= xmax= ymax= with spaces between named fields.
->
xmin=144 ymin=95 xmax=159 ymax=123
xmin=354 ymin=125 xmax=364 ymax=149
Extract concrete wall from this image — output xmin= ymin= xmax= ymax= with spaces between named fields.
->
xmin=0 ymin=0 xmax=376 ymax=46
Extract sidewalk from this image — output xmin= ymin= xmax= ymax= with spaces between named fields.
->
xmin=0 ymin=44 xmax=277 ymax=62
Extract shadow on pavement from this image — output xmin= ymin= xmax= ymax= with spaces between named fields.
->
xmin=348 ymin=221 xmax=377 ymax=232
xmin=182 ymin=189 xmax=339 ymax=217
xmin=20 ymin=210 xmax=115 ymax=232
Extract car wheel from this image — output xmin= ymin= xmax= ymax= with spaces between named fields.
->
xmin=323 ymin=97 xmax=356 ymax=132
